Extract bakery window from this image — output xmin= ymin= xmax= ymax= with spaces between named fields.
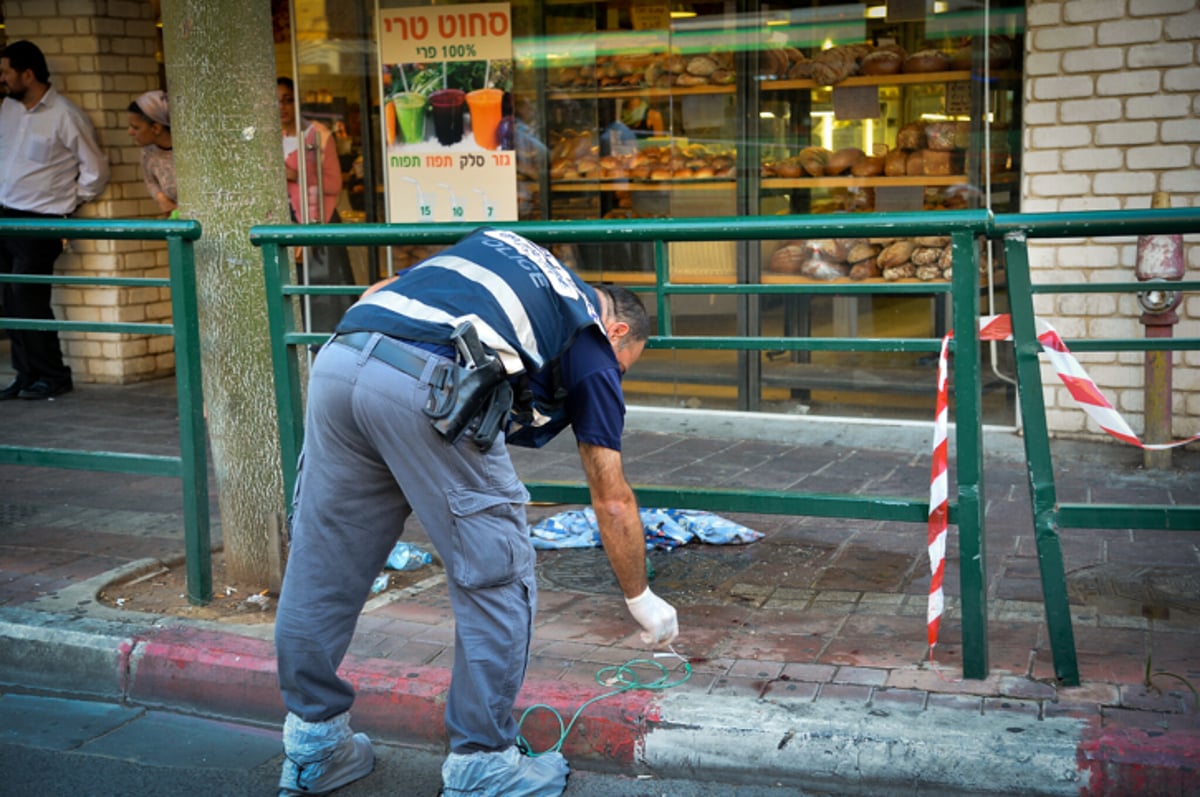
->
xmin=425 ymin=0 xmax=1026 ymax=423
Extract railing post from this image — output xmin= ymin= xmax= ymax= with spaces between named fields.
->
xmin=261 ymin=240 xmax=306 ymax=515
xmin=653 ymin=238 xmax=671 ymax=336
xmin=1002 ymin=230 xmax=1080 ymax=687
xmin=951 ymin=228 xmax=989 ymax=679
xmin=167 ymin=230 xmax=212 ymax=606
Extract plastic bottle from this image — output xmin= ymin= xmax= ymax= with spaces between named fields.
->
xmin=386 ymin=541 xmax=433 ymax=571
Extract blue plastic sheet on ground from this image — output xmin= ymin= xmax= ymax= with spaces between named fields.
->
xmin=529 ymin=508 xmax=763 ymax=551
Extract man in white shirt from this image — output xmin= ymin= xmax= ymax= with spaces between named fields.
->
xmin=0 ymin=40 xmax=110 ymax=400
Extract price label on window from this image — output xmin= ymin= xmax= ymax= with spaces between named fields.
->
xmin=887 ymin=0 xmax=927 ymax=23
xmin=946 ymin=82 xmax=971 ymax=116
xmin=832 ymin=85 xmax=881 ymax=120
xmin=631 ymin=2 xmax=670 ymax=30
xmin=875 ymin=186 xmax=925 ymax=212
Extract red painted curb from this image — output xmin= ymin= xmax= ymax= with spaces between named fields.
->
xmin=127 ymin=628 xmax=283 ymax=723
xmin=123 ymin=626 xmax=659 ymax=765
xmin=512 ymin=679 xmax=661 ymax=766
xmin=1078 ymin=723 xmax=1200 ymax=797
xmin=339 ymin=656 xmax=453 ymax=746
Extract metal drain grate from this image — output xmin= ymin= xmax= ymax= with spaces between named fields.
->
xmin=537 ymin=545 xmax=761 ymax=606
xmin=1067 ymin=563 xmax=1200 ymax=617
xmin=0 ymin=503 xmax=41 ymax=527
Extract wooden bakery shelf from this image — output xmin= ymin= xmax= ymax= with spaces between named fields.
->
xmin=761 ymin=274 xmax=948 ymax=286
xmin=547 ymin=84 xmax=736 ymax=101
xmin=575 ymin=271 xmax=657 ymax=285
xmin=576 ymin=270 xmax=736 ymax=286
xmin=759 ymin=71 xmax=973 ymax=91
xmin=575 ymin=271 xmax=963 ymax=287
xmin=551 ymin=180 xmax=736 ymax=192
xmin=760 ymin=175 xmax=968 ymax=189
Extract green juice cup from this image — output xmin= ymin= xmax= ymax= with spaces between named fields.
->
xmin=394 ymin=93 xmax=427 ymax=144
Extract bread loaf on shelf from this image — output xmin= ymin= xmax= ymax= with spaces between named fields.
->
xmin=860 ymin=49 xmax=904 ymax=76
xmin=905 ymin=150 xmax=925 ymax=176
xmin=851 ymin=156 xmax=885 ymax=177
xmin=921 ymin=149 xmax=957 ymax=176
xmin=798 ymin=147 xmax=831 ymax=177
xmin=826 ymin=147 xmax=865 ymax=175
xmin=924 ymin=122 xmax=958 ymax=151
xmin=812 ymin=45 xmax=861 ymax=86
xmin=849 ymin=258 xmax=880 ymax=280
xmin=884 ymin=148 xmax=908 ymax=176
xmin=896 ymin=122 xmax=926 ymax=151
xmin=903 ymin=49 xmax=950 ymax=73
xmin=879 ymin=240 xmax=916 ymax=269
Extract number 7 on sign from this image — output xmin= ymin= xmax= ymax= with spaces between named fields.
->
xmin=473 ymin=189 xmax=495 ymax=219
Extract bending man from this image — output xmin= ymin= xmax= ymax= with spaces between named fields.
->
xmin=274 ymin=227 xmax=679 ymax=797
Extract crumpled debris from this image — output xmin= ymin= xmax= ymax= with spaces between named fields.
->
xmin=370 ymin=542 xmax=436 ymax=595
xmin=529 ymin=508 xmax=763 ymax=551
xmin=385 ymin=541 xmax=433 ymax=571
xmin=245 ymin=593 xmax=272 ymax=611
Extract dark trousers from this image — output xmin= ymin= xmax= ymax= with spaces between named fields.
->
xmin=0 ymin=234 xmax=71 ymax=387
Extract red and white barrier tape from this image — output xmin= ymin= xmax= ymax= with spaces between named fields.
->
xmin=927 ymin=314 xmax=1199 ymax=659
xmin=926 ymin=334 xmax=951 ymax=655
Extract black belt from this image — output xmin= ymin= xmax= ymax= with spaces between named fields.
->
xmin=0 ymin=205 xmax=65 ymax=219
xmin=332 ymin=332 xmax=437 ymax=380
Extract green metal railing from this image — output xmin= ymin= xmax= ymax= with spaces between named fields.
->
xmin=253 ymin=211 xmax=996 ymax=677
xmin=993 ymin=207 xmax=1200 ymax=686
xmin=0 ymin=218 xmax=212 ymax=605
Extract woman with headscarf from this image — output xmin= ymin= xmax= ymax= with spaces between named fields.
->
xmin=127 ymin=89 xmax=176 ymax=215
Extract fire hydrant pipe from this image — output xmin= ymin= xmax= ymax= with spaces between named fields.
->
xmin=1136 ymin=192 xmax=1185 ymax=470
xmin=1142 ymin=325 xmax=1173 ymax=470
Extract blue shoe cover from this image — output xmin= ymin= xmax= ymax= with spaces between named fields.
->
xmin=278 ymin=712 xmax=375 ymax=796
xmin=441 ymin=746 xmax=569 ymax=797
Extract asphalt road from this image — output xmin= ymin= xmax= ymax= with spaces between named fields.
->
xmin=0 ymin=691 xmax=817 ymax=797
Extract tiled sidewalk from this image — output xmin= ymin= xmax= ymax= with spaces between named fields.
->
xmin=2 ymin=368 xmax=1198 ymax=793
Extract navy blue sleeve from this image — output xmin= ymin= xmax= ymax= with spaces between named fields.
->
xmin=561 ymin=329 xmax=625 ymax=451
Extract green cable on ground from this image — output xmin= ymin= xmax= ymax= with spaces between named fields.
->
xmin=516 ymin=654 xmax=692 ymax=757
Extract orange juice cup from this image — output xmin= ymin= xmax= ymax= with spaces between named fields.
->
xmin=467 ymin=88 xmax=504 ymax=150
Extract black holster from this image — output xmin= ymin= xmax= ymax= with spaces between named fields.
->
xmin=422 ymin=322 xmax=513 ymax=451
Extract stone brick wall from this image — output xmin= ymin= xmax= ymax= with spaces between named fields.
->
xmin=7 ymin=0 xmax=174 ymax=384
xmin=1023 ymin=0 xmax=1199 ymax=441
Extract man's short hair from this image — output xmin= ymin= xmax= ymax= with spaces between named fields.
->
xmin=593 ymin=284 xmax=649 ymax=343
xmin=1 ymin=40 xmax=50 ymax=85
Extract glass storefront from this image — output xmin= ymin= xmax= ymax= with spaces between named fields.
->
xmin=276 ymin=0 xmax=1026 ymax=425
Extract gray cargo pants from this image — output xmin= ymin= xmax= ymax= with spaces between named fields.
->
xmin=275 ymin=333 xmax=535 ymax=754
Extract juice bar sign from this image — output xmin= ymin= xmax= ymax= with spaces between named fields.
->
xmin=380 ymin=3 xmax=516 ymax=223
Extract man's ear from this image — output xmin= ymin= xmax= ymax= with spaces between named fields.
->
xmin=607 ymin=319 xmax=630 ymax=342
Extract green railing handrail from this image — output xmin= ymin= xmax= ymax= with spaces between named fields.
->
xmin=254 ymin=210 xmax=995 ymax=678
xmin=991 ymin=207 xmax=1200 ymax=238
xmin=251 ymin=211 xmax=989 ymax=246
xmin=996 ymin=206 xmax=1200 ymax=687
xmin=0 ymin=217 xmax=212 ymax=605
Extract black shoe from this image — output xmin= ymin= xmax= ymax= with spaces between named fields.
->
xmin=0 ymin=380 xmax=26 ymax=400
xmin=18 ymin=379 xmax=73 ymax=400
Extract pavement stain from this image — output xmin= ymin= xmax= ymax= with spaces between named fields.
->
xmin=94 ymin=549 xmax=438 ymax=625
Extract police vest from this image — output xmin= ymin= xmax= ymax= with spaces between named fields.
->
xmin=338 ymin=227 xmax=603 ymax=378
